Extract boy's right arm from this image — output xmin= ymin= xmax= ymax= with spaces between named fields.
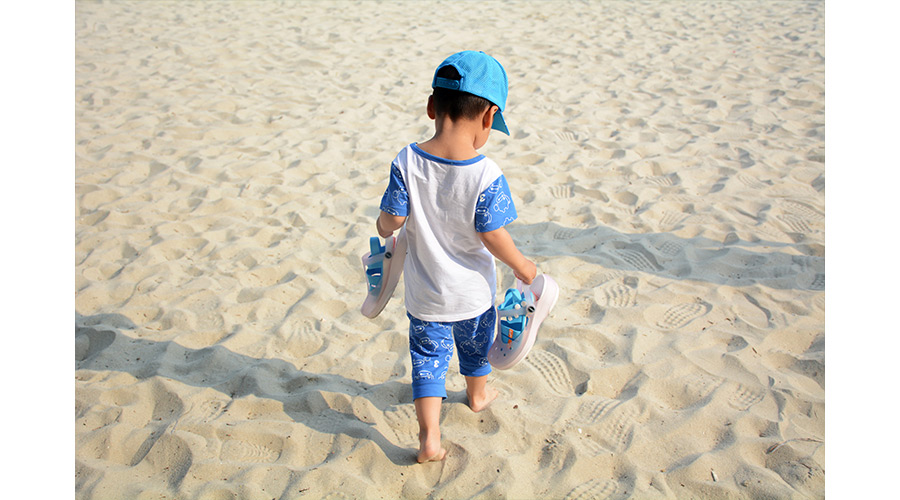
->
xmin=478 ymin=227 xmax=537 ymax=284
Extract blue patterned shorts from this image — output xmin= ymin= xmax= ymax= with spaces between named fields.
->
xmin=408 ymin=307 xmax=496 ymax=400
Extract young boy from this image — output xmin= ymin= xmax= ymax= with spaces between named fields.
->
xmin=376 ymin=50 xmax=537 ymax=463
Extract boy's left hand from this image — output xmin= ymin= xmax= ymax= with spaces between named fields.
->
xmin=514 ymin=259 xmax=537 ymax=285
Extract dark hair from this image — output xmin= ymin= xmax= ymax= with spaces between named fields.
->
xmin=432 ymin=65 xmax=493 ymax=121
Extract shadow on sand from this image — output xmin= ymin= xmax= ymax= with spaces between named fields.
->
xmin=510 ymin=221 xmax=824 ymax=291
xmin=75 ymin=311 xmax=419 ymax=467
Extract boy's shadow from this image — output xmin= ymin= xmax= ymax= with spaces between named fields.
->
xmin=75 ymin=312 xmax=418 ymax=466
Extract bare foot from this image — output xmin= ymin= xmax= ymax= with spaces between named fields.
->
xmin=417 ymin=434 xmax=447 ymax=463
xmin=416 ymin=446 xmax=447 ymax=463
xmin=467 ymin=385 xmax=499 ymax=413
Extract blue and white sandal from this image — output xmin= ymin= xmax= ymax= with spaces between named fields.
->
xmin=488 ymin=274 xmax=559 ymax=369
xmin=360 ymin=227 xmax=407 ymax=318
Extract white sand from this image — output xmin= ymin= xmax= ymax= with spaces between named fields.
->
xmin=75 ymin=1 xmax=824 ymax=498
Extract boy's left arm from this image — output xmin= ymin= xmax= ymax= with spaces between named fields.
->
xmin=377 ymin=212 xmax=406 ymax=238
xmin=478 ymin=227 xmax=537 ymax=284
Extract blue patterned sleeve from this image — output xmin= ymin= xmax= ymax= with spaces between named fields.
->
xmin=475 ymin=175 xmax=517 ymax=232
xmin=379 ymin=163 xmax=409 ymax=217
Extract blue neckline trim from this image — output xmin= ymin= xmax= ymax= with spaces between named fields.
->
xmin=411 ymin=143 xmax=484 ymax=166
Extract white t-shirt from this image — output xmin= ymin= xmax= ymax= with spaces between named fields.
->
xmin=380 ymin=143 xmax=517 ymax=322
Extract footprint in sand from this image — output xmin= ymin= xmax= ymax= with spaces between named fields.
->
xmin=526 ymin=350 xmax=575 ymax=397
xmin=737 ymin=173 xmax=770 ymax=190
xmin=777 ymin=214 xmax=814 ymax=234
xmin=563 ymin=478 xmax=617 ymax=500
xmin=220 ymin=436 xmax=281 ymax=463
xmin=650 ymin=301 xmax=711 ymax=330
xmin=539 ymin=432 xmax=575 ymax=472
xmin=608 ymin=243 xmax=662 ymax=273
xmin=654 ymin=238 xmax=685 ymax=257
xmin=659 ymin=373 xmax=724 ymax=410
xmin=781 ymin=200 xmax=824 ymax=221
xmin=593 ymin=270 xmax=625 ymax=285
xmin=276 ymin=317 xmax=324 ymax=358
xmin=574 ymin=396 xmax=619 ymax=426
xmin=658 ymin=211 xmax=689 ymax=229
xmin=593 ymin=413 xmax=637 ymax=453
xmin=554 ymin=130 xmax=579 ymax=143
xmin=575 ymin=187 xmax=609 ymax=202
xmin=597 ymin=277 xmax=638 ymax=308
xmin=575 ymin=398 xmax=644 ymax=454
xmin=728 ymin=383 xmax=766 ymax=411
xmin=549 ymin=184 xmax=575 ymax=199
xmin=183 ymin=398 xmax=228 ymax=425
xmin=646 ymin=173 xmax=680 ymax=187
xmin=611 ymin=191 xmax=640 ymax=215
xmin=771 ymin=456 xmax=825 ymax=493
xmin=553 ymin=227 xmax=581 ymax=240
xmin=384 ymin=405 xmax=418 ymax=446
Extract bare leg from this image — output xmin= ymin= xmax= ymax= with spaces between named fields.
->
xmin=465 ymin=375 xmax=499 ymax=412
xmin=414 ymin=397 xmax=447 ymax=463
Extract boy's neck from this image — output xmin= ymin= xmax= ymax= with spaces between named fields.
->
xmin=417 ymin=116 xmax=485 ymax=162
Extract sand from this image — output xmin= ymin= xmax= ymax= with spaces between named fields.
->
xmin=75 ymin=1 xmax=824 ymax=498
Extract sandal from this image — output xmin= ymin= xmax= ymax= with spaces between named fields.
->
xmin=360 ymin=228 xmax=407 ymax=318
xmin=488 ymin=274 xmax=559 ymax=369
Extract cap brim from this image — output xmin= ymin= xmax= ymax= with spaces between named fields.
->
xmin=492 ymin=109 xmax=510 ymax=135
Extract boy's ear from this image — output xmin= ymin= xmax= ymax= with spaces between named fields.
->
xmin=427 ymin=95 xmax=436 ymax=120
xmin=482 ymin=105 xmax=498 ymax=130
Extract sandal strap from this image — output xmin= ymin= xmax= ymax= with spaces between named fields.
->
xmin=369 ymin=236 xmax=384 ymax=257
xmin=498 ymin=307 xmax=528 ymax=318
xmin=498 ymin=288 xmax=530 ymax=342
xmin=365 ymin=237 xmax=388 ymax=293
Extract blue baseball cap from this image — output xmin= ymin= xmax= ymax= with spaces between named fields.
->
xmin=432 ymin=50 xmax=510 ymax=135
